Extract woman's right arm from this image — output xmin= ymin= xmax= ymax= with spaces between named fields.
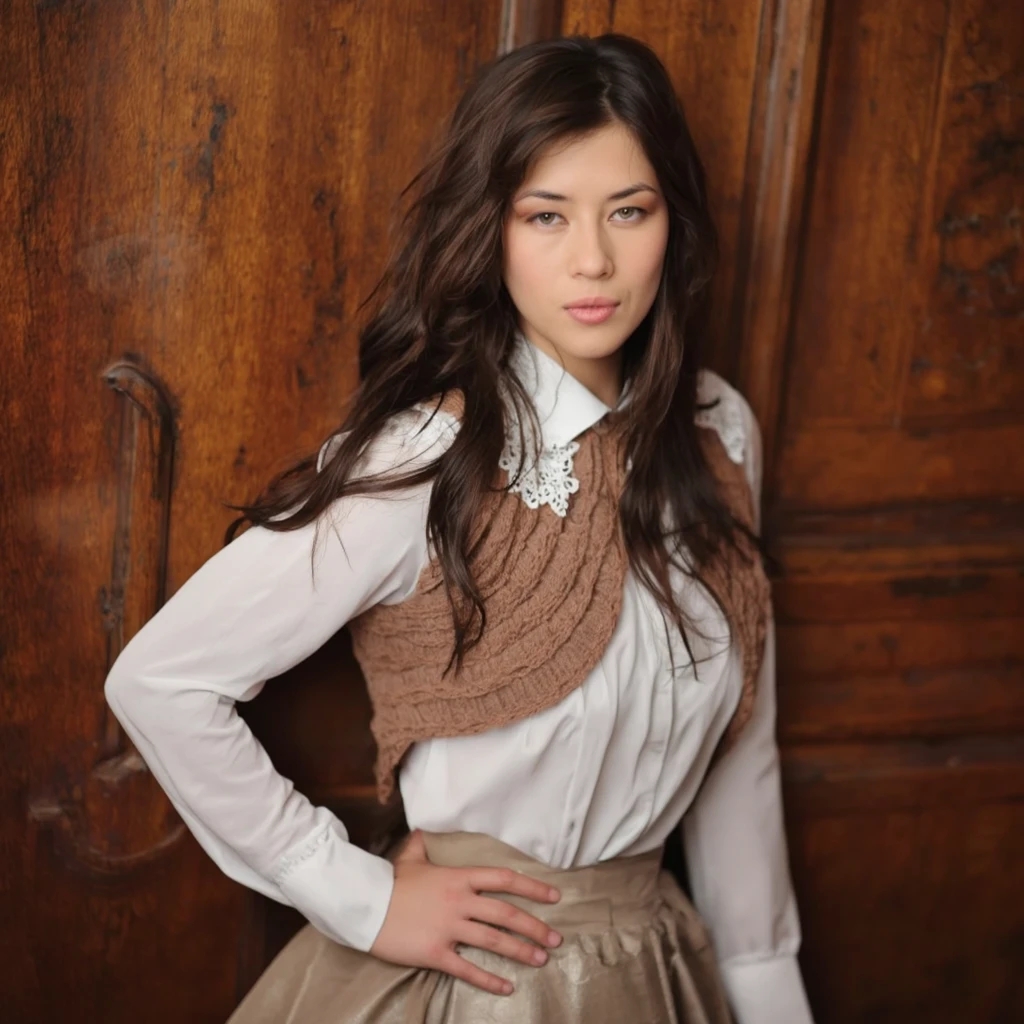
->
xmin=103 ymin=411 xmax=454 ymax=952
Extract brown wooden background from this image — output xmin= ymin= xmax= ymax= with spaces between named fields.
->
xmin=2 ymin=1 xmax=1021 ymax=1022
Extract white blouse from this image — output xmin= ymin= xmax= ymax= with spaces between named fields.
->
xmin=104 ymin=338 xmax=814 ymax=1024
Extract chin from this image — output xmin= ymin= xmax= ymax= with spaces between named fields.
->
xmin=558 ymin=333 xmax=630 ymax=361
xmin=521 ymin=316 xmax=630 ymax=364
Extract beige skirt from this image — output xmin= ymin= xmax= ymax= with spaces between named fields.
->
xmin=227 ymin=831 xmax=734 ymax=1024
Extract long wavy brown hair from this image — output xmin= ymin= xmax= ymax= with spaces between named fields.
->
xmin=226 ymin=33 xmax=764 ymax=671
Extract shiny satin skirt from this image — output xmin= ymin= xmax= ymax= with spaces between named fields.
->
xmin=226 ymin=830 xmax=734 ymax=1024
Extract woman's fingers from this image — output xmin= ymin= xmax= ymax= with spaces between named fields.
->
xmin=437 ymin=948 xmax=514 ymax=996
xmin=439 ymin=917 xmax=552 ymax=998
xmin=463 ymin=866 xmax=563 ymax=949
xmin=466 ymin=865 xmax=561 ymax=904
xmin=468 ymin=893 xmax=562 ymax=949
xmin=456 ymin=920 xmax=550 ymax=967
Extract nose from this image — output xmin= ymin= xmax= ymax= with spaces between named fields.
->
xmin=568 ymin=219 xmax=614 ymax=278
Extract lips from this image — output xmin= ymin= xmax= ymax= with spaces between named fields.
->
xmin=564 ymin=298 xmax=619 ymax=309
xmin=565 ymin=302 xmax=618 ymax=325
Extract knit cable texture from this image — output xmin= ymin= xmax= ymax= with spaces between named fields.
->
xmin=349 ymin=398 xmax=769 ymax=805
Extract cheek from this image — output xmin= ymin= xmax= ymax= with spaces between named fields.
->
xmin=503 ymin=224 xmax=549 ymax=292
xmin=629 ymin=223 xmax=669 ymax=288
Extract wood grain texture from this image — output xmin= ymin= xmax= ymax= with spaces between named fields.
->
xmin=784 ymin=753 xmax=1024 ymax=1022
xmin=0 ymin=1 xmax=503 ymax=1021
xmin=499 ymin=0 xmax=565 ymax=53
xmin=730 ymin=0 xmax=828 ymax=477
xmin=764 ymin=1 xmax=1024 ymax=1019
xmin=780 ymin=0 xmax=1022 ymax=479
xmin=2 ymin=3 xmax=247 ymax=1020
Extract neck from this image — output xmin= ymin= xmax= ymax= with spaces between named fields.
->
xmin=521 ymin=333 xmax=623 ymax=408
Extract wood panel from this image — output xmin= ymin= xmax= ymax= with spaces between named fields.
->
xmin=763 ymin=0 xmax=1023 ymax=1020
xmin=784 ymin=741 xmax=1024 ymax=1022
xmin=0 ymin=1 xmax=503 ymax=1021
xmin=778 ymin=0 xmax=1023 ymax=503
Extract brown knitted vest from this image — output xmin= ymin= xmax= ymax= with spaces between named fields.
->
xmin=348 ymin=408 xmax=770 ymax=805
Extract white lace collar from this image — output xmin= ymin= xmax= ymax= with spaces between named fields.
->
xmin=500 ymin=333 xmax=625 ymax=517
xmin=501 ymin=331 xmax=746 ymax=518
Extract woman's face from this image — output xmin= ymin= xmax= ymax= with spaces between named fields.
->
xmin=502 ymin=121 xmax=670 ymax=399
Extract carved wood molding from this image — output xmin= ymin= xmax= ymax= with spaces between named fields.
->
xmin=729 ymin=0 xmax=828 ymax=491
xmin=499 ymin=0 xmax=564 ymax=54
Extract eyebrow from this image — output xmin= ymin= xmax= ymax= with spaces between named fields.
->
xmin=514 ymin=182 xmax=659 ymax=203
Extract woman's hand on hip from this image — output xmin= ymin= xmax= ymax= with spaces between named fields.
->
xmin=369 ymin=828 xmax=563 ymax=995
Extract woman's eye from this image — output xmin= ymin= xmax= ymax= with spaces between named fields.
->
xmin=530 ymin=211 xmax=562 ymax=226
xmin=613 ymin=206 xmax=646 ymax=221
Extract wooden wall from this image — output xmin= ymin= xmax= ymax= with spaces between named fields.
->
xmin=2 ymin=1 xmax=505 ymax=1021
xmin=2 ymin=1 xmax=1020 ymax=1021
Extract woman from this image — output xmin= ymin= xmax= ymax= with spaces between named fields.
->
xmin=104 ymin=33 xmax=814 ymax=1024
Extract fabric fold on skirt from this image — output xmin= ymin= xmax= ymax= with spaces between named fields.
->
xmin=226 ymin=830 xmax=734 ymax=1023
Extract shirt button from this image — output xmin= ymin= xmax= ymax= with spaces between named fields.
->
xmin=650 ymin=740 xmax=665 ymax=755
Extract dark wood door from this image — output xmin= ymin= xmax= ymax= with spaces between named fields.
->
xmin=1 ymin=1 xmax=504 ymax=1021
xmin=761 ymin=3 xmax=1024 ymax=1020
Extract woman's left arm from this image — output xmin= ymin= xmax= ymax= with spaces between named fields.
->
xmin=682 ymin=617 xmax=814 ymax=1024
xmin=682 ymin=384 xmax=815 ymax=1024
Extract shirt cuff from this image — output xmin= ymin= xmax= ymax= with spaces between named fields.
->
xmin=273 ymin=822 xmax=396 ymax=952
xmin=720 ymin=953 xmax=814 ymax=1024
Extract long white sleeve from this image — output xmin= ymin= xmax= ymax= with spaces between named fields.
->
xmin=104 ymin=410 xmax=456 ymax=951
xmin=682 ymin=386 xmax=815 ymax=1024
xmin=682 ymin=617 xmax=814 ymax=1024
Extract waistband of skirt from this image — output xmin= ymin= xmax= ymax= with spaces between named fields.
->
xmin=411 ymin=830 xmax=667 ymax=930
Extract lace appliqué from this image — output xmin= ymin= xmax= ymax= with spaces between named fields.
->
xmin=695 ymin=382 xmax=746 ymax=465
xmin=499 ymin=431 xmax=580 ymax=518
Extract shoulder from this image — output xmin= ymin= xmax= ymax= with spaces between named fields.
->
xmin=695 ymin=370 xmax=763 ymax=504
xmin=316 ymin=395 xmax=463 ymax=477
